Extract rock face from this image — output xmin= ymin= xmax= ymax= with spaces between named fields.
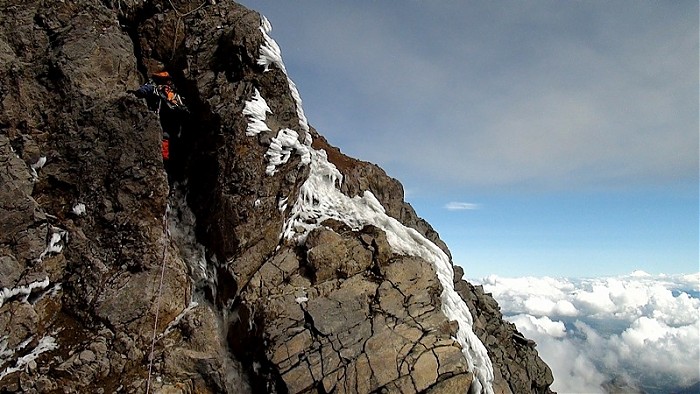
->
xmin=0 ymin=1 xmax=553 ymax=393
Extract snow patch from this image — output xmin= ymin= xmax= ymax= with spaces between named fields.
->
xmin=72 ymin=203 xmax=86 ymax=216
xmin=294 ymin=288 xmax=308 ymax=304
xmin=257 ymin=16 xmax=309 ymax=136
xmin=0 ymin=277 xmax=51 ymax=308
xmin=35 ymin=228 xmax=68 ymax=263
xmin=0 ymin=336 xmax=30 ymax=365
xmin=243 ymin=89 xmax=272 ymax=137
xmin=278 ymin=196 xmax=288 ymax=212
xmin=30 ymin=156 xmax=46 ymax=180
xmin=32 ymin=156 xmax=46 ymax=170
xmin=265 ymin=128 xmax=311 ymax=175
xmin=0 ymin=335 xmax=58 ymax=380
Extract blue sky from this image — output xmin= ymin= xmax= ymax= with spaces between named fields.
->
xmin=239 ymin=1 xmax=699 ymax=278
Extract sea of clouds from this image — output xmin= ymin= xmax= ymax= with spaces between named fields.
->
xmin=471 ymin=271 xmax=700 ymax=393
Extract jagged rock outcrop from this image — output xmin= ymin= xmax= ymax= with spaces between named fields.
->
xmin=0 ymin=1 xmax=553 ymax=393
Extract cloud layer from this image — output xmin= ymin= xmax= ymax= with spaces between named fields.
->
xmin=473 ymin=272 xmax=700 ymax=393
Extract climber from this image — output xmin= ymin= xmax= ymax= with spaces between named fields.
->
xmin=129 ymin=71 xmax=187 ymax=165
xmin=161 ymin=131 xmax=170 ymax=162
xmin=130 ymin=71 xmax=188 ymax=114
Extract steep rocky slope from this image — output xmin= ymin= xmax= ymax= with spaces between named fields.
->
xmin=0 ymin=1 xmax=553 ymax=393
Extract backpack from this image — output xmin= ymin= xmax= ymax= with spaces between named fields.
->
xmin=158 ymin=84 xmax=186 ymax=110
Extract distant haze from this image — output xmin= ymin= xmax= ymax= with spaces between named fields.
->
xmin=475 ymin=272 xmax=700 ymax=393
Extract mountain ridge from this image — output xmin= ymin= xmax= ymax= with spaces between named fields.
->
xmin=0 ymin=1 xmax=553 ymax=392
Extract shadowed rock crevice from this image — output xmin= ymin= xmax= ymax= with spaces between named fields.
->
xmin=227 ymin=302 xmax=288 ymax=394
xmin=116 ymin=4 xmax=287 ymax=392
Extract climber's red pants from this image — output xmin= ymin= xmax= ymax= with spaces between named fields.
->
xmin=162 ymin=139 xmax=170 ymax=160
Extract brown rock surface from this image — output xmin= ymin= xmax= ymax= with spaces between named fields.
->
xmin=240 ymin=226 xmax=472 ymax=393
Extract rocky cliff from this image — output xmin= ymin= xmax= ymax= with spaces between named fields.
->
xmin=0 ymin=1 xmax=553 ymax=393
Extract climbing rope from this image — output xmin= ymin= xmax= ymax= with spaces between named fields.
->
xmin=143 ymin=2 xmax=207 ymax=390
xmin=167 ymin=0 xmax=207 ymax=17
xmin=146 ymin=203 xmax=171 ymax=394
xmin=166 ymin=0 xmax=208 ymax=61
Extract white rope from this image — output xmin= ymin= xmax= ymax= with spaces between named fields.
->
xmin=146 ymin=204 xmax=170 ymax=393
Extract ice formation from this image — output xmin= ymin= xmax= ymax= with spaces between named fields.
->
xmin=0 ymin=277 xmax=51 ymax=308
xmin=242 ymin=89 xmax=271 ymax=137
xmin=243 ymin=91 xmax=310 ymax=175
xmin=0 ymin=335 xmax=57 ymax=380
xmin=257 ymin=16 xmax=310 ymax=136
xmin=168 ymin=185 xmax=210 ymax=285
xmin=281 ymin=148 xmax=495 ymax=393
xmin=72 ymin=203 xmax=86 ymax=216
xmin=35 ymin=228 xmax=67 ymax=263
xmin=265 ymin=128 xmax=311 ymax=175
xmin=249 ymin=15 xmax=495 ymax=393
xmin=29 ymin=156 xmax=46 ymax=180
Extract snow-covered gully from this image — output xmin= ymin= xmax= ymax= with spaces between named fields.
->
xmin=245 ymin=16 xmax=495 ymax=394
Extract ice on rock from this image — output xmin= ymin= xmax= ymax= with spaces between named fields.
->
xmin=257 ymin=16 xmax=283 ymax=72
xmin=35 ymin=229 xmax=68 ymax=264
xmin=0 ymin=277 xmax=51 ymax=308
xmin=0 ymin=335 xmax=58 ymax=380
xmin=287 ymin=76 xmax=309 ymax=135
xmin=278 ymin=196 xmax=288 ymax=212
xmin=257 ymin=16 xmax=309 ymax=136
xmin=30 ymin=156 xmax=46 ymax=180
xmin=279 ymin=146 xmax=495 ymax=393
xmin=243 ymin=89 xmax=271 ymax=137
xmin=72 ymin=203 xmax=86 ymax=216
xmin=168 ymin=186 xmax=210 ymax=284
xmin=251 ymin=14 xmax=495 ymax=394
xmin=32 ymin=156 xmax=46 ymax=170
xmin=265 ymin=128 xmax=311 ymax=175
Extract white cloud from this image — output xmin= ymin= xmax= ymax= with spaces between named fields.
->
xmin=509 ymin=315 xmax=607 ymax=393
xmin=473 ymin=272 xmax=700 ymax=393
xmin=509 ymin=314 xmax=566 ymax=338
xmin=523 ymin=297 xmax=578 ymax=317
xmin=444 ymin=202 xmax=480 ymax=211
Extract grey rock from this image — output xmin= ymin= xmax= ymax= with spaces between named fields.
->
xmin=78 ymin=350 xmax=96 ymax=363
